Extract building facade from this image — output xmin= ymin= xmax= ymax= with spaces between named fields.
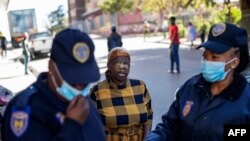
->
xmin=68 ymin=0 xmax=160 ymax=35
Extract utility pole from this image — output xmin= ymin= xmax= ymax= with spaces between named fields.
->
xmin=224 ymin=0 xmax=231 ymax=22
xmin=240 ymin=0 xmax=250 ymax=48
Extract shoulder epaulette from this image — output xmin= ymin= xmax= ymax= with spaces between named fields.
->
xmin=15 ymin=85 xmax=37 ymax=109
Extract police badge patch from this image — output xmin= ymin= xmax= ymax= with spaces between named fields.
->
xmin=55 ymin=112 xmax=65 ymax=125
xmin=183 ymin=101 xmax=193 ymax=117
xmin=10 ymin=107 xmax=30 ymax=137
xmin=72 ymin=42 xmax=90 ymax=63
xmin=212 ymin=23 xmax=226 ymax=37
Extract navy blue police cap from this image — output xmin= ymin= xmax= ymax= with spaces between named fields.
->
xmin=197 ymin=22 xmax=248 ymax=54
xmin=50 ymin=28 xmax=100 ymax=84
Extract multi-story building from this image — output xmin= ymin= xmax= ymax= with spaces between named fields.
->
xmin=82 ymin=0 xmax=110 ymax=33
xmin=68 ymin=0 xmax=86 ymax=23
xmin=68 ymin=0 xmax=160 ymax=35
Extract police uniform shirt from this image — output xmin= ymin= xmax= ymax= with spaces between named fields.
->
xmin=1 ymin=73 xmax=106 ymax=141
xmin=147 ymin=73 xmax=250 ymax=141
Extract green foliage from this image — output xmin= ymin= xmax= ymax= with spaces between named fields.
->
xmin=211 ymin=6 xmax=242 ymax=24
xmin=184 ymin=0 xmax=216 ymax=8
xmin=230 ymin=6 xmax=242 ymax=24
xmin=140 ymin=0 xmax=168 ymax=13
xmin=178 ymin=23 xmax=187 ymax=38
xmin=192 ymin=16 xmax=211 ymax=36
xmin=47 ymin=5 xmax=67 ymax=33
xmin=99 ymin=0 xmax=133 ymax=14
xmin=138 ymin=0 xmax=216 ymax=14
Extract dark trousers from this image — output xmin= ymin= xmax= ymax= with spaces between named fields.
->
xmin=200 ymin=34 xmax=205 ymax=43
xmin=170 ymin=44 xmax=180 ymax=72
xmin=23 ymin=54 xmax=29 ymax=74
xmin=1 ymin=47 xmax=6 ymax=58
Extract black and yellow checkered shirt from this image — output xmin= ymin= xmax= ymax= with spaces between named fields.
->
xmin=90 ymin=79 xmax=153 ymax=128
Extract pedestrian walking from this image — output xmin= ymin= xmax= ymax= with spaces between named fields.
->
xmin=168 ymin=16 xmax=180 ymax=74
xmin=90 ymin=47 xmax=153 ymax=141
xmin=187 ymin=22 xmax=197 ymax=49
xmin=107 ymin=26 xmax=123 ymax=52
xmin=0 ymin=32 xmax=7 ymax=58
xmin=199 ymin=25 xmax=206 ymax=43
xmin=1 ymin=29 xmax=106 ymax=141
xmin=21 ymin=32 xmax=30 ymax=75
xmin=147 ymin=22 xmax=250 ymax=141
xmin=143 ymin=21 xmax=150 ymax=41
xmin=161 ymin=20 xmax=168 ymax=39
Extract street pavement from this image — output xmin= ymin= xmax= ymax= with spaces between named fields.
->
xmin=0 ymin=48 xmax=36 ymax=94
xmin=1 ymin=35 xmax=249 ymax=128
xmin=0 ymin=35 xmax=203 ymax=127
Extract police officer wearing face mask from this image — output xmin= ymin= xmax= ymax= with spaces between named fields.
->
xmin=1 ymin=29 xmax=106 ymax=141
xmin=147 ymin=22 xmax=250 ymax=141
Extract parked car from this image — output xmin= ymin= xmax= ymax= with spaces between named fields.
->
xmin=28 ymin=32 xmax=53 ymax=59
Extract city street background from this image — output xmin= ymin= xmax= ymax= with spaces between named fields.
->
xmin=0 ymin=35 xmax=203 ymax=128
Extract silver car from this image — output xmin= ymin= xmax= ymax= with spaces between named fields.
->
xmin=29 ymin=32 xmax=53 ymax=59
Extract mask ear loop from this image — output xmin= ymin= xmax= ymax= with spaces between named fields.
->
xmin=226 ymin=58 xmax=238 ymax=65
xmin=48 ymin=63 xmax=60 ymax=92
xmin=49 ymin=61 xmax=66 ymax=89
xmin=52 ymin=62 xmax=64 ymax=81
xmin=226 ymin=58 xmax=238 ymax=69
xmin=50 ymin=73 xmax=59 ymax=88
xmin=225 ymin=58 xmax=238 ymax=73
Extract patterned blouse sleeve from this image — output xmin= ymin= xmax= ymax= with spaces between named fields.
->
xmin=141 ymin=81 xmax=153 ymax=125
xmin=89 ymin=85 xmax=98 ymax=108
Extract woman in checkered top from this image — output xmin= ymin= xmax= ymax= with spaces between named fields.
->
xmin=90 ymin=47 xmax=153 ymax=141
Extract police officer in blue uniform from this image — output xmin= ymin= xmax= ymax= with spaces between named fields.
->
xmin=1 ymin=29 xmax=106 ymax=141
xmin=147 ymin=22 xmax=250 ymax=141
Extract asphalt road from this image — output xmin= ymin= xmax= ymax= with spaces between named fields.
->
xmin=25 ymin=36 xmax=204 ymax=128
xmin=2 ymin=35 xmax=250 ymax=129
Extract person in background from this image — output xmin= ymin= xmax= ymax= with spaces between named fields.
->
xmin=21 ymin=32 xmax=30 ymax=75
xmin=143 ymin=21 xmax=150 ymax=41
xmin=168 ymin=16 xmax=180 ymax=74
xmin=187 ymin=22 xmax=197 ymax=49
xmin=1 ymin=29 xmax=106 ymax=141
xmin=162 ymin=20 xmax=168 ymax=39
xmin=199 ymin=25 xmax=206 ymax=43
xmin=90 ymin=47 xmax=153 ymax=141
xmin=107 ymin=26 xmax=123 ymax=52
xmin=147 ymin=22 xmax=250 ymax=141
xmin=0 ymin=32 xmax=7 ymax=58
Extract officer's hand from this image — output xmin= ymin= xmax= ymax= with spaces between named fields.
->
xmin=66 ymin=95 xmax=89 ymax=125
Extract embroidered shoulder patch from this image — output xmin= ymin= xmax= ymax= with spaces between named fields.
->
xmin=72 ymin=42 xmax=90 ymax=63
xmin=55 ymin=112 xmax=65 ymax=125
xmin=182 ymin=101 xmax=193 ymax=117
xmin=10 ymin=107 xmax=30 ymax=137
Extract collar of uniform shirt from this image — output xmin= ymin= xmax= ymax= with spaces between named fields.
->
xmin=195 ymin=73 xmax=247 ymax=101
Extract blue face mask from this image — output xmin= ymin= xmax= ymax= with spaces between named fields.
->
xmin=200 ymin=58 xmax=236 ymax=82
xmin=50 ymin=62 xmax=91 ymax=101
xmin=56 ymin=81 xmax=91 ymax=101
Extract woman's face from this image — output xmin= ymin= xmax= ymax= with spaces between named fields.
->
xmin=108 ymin=56 xmax=130 ymax=84
xmin=202 ymin=48 xmax=239 ymax=72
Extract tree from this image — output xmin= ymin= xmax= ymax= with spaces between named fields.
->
xmin=138 ymin=0 xmax=216 ymax=29
xmin=47 ymin=5 xmax=67 ymax=34
xmin=99 ymin=0 xmax=133 ymax=30
xmin=240 ymin=0 xmax=250 ymax=45
xmin=139 ymin=0 xmax=168 ymax=28
xmin=183 ymin=0 xmax=215 ymax=8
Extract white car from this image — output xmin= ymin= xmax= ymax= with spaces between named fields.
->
xmin=29 ymin=32 xmax=53 ymax=59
